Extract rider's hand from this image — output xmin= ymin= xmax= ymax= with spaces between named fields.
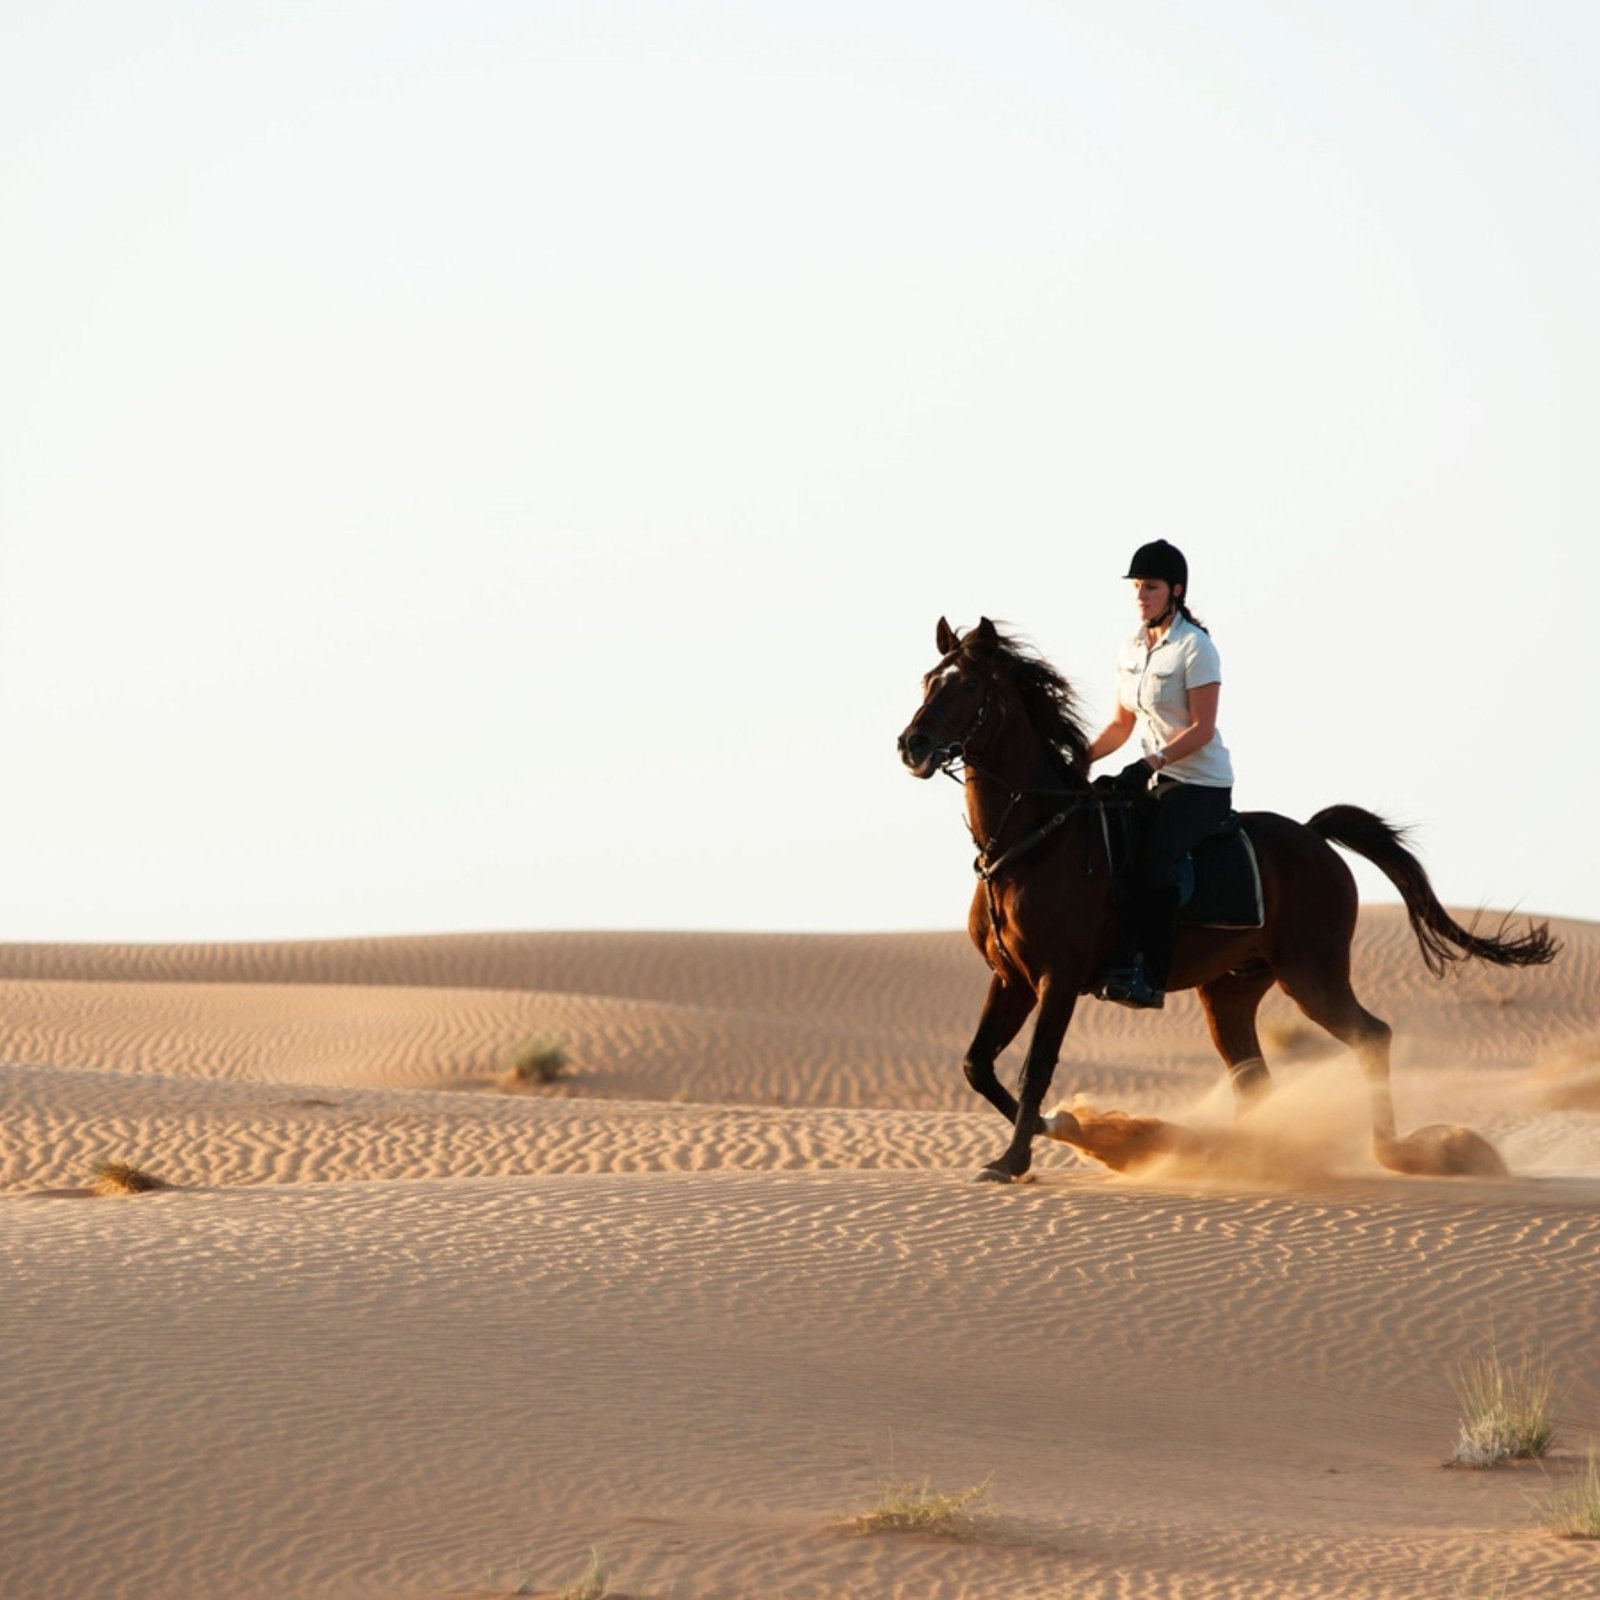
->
xmin=1111 ymin=758 xmax=1154 ymax=793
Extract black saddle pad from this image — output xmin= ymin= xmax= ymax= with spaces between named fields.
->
xmin=1175 ymin=820 xmax=1264 ymax=929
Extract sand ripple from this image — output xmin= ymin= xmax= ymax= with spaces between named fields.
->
xmin=4 ymin=1173 xmax=1599 ymax=1598
xmin=2 ymin=914 xmax=1597 ymax=1598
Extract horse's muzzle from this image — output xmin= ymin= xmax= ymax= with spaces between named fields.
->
xmin=898 ymin=728 xmax=938 ymax=778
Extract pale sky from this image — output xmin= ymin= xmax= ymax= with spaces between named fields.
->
xmin=2 ymin=1 xmax=1597 ymax=942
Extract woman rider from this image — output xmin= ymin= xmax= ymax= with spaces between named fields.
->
xmin=1087 ymin=540 xmax=1234 ymax=1009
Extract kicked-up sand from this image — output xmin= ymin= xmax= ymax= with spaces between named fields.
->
xmin=1 ymin=905 xmax=1599 ymax=1598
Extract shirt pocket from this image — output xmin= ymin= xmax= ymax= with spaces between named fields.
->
xmin=1142 ymin=665 xmax=1177 ymax=715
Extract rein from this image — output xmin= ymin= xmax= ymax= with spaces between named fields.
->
xmin=919 ymin=662 xmax=1136 ymax=978
xmin=974 ymin=795 xmax=1092 ymax=881
xmin=945 ymin=745 xmax=1126 ymax=979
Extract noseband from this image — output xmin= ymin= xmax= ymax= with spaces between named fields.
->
xmin=921 ymin=672 xmax=996 ymax=773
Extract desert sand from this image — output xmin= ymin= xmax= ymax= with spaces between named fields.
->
xmin=2 ymin=906 xmax=1598 ymax=1599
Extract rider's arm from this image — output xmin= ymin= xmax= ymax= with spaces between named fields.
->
xmin=1088 ymin=702 xmax=1136 ymax=762
xmin=1150 ymin=682 xmax=1220 ymax=767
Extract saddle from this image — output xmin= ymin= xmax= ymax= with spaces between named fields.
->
xmin=1097 ymin=798 xmax=1265 ymax=931
xmin=1174 ymin=816 xmax=1264 ymax=929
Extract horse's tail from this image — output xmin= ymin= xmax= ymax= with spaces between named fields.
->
xmin=1306 ymin=804 xmax=1559 ymax=977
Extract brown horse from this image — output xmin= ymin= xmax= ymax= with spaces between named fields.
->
xmin=897 ymin=617 xmax=1558 ymax=1183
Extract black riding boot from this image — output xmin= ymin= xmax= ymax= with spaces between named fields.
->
xmin=1102 ymin=886 xmax=1180 ymax=1010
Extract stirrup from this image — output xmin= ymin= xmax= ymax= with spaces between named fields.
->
xmin=1100 ymin=964 xmax=1166 ymax=1011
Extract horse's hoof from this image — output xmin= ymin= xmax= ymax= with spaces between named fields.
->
xmin=972 ymin=1164 xmax=1036 ymax=1185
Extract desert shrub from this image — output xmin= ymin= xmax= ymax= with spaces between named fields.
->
xmin=844 ymin=1474 xmax=992 ymax=1538
xmin=1449 ymin=1338 xmax=1556 ymax=1466
xmin=506 ymin=1034 xmax=570 ymax=1085
xmin=89 ymin=1160 xmax=166 ymax=1196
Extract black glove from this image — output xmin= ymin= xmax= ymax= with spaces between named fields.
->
xmin=1111 ymin=758 xmax=1154 ymax=793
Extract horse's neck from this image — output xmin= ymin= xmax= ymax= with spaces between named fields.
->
xmin=964 ymin=728 xmax=1075 ymax=844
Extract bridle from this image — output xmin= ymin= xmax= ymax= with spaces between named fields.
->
xmin=914 ymin=668 xmax=996 ymax=774
xmin=918 ymin=662 xmax=1125 ymax=976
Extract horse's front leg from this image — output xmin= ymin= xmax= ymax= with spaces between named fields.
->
xmin=962 ymin=973 xmax=1038 ymax=1124
xmin=977 ymin=975 xmax=1077 ymax=1184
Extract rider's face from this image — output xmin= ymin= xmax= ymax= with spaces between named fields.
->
xmin=1133 ymin=578 xmax=1174 ymax=626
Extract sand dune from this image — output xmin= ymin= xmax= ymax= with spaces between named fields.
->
xmin=2 ymin=909 xmax=1599 ymax=1598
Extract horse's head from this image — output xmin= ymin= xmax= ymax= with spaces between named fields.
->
xmin=897 ymin=616 xmax=1004 ymax=778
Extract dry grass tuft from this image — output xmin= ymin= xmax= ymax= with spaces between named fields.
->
xmin=88 ymin=1160 xmax=168 ymax=1196
xmin=515 ymin=1543 xmax=631 ymax=1599
xmin=1533 ymin=1449 xmax=1600 ymax=1539
xmin=505 ymin=1034 xmax=571 ymax=1087
xmin=843 ymin=1474 xmax=993 ymax=1538
xmin=557 ymin=1546 xmax=609 ymax=1600
xmin=1448 ymin=1337 xmax=1557 ymax=1467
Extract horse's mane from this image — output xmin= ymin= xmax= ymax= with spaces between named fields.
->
xmin=965 ymin=625 xmax=1092 ymax=781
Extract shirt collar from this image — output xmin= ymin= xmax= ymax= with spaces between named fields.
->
xmin=1135 ymin=609 xmax=1189 ymax=651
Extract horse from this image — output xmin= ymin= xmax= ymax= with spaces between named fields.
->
xmin=897 ymin=616 xmax=1558 ymax=1184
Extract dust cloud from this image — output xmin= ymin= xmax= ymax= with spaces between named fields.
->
xmin=1047 ymin=1061 xmax=1510 ymax=1186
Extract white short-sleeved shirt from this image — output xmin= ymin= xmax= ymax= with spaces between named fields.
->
xmin=1116 ymin=612 xmax=1234 ymax=787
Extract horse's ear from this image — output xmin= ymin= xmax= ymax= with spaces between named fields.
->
xmin=971 ymin=616 xmax=999 ymax=652
xmin=935 ymin=616 xmax=958 ymax=655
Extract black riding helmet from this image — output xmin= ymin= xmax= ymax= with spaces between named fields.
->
xmin=1124 ymin=539 xmax=1187 ymax=591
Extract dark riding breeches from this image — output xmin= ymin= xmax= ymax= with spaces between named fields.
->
xmin=1140 ymin=779 xmax=1234 ymax=893
xmin=1113 ymin=779 xmax=1234 ymax=988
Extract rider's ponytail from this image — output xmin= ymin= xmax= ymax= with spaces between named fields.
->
xmin=1176 ymin=598 xmax=1209 ymax=635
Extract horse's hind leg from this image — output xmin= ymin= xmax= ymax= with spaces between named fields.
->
xmin=962 ymin=973 xmax=1038 ymax=1125
xmin=1275 ymin=965 xmax=1396 ymax=1141
xmin=1197 ymin=964 xmax=1276 ymax=1111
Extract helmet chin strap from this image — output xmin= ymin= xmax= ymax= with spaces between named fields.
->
xmin=1147 ymin=589 xmax=1180 ymax=632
